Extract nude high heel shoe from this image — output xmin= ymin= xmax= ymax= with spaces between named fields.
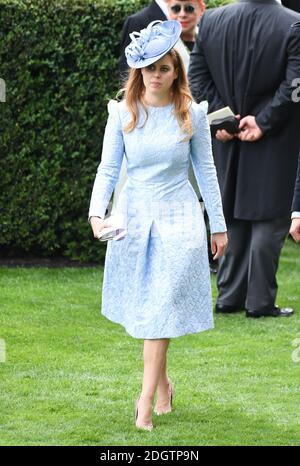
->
xmin=154 ymin=380 xmax=174 ymax=415
xmin=135 ymin=397 xmax=153 ymax=432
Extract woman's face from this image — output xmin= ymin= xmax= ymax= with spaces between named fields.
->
xmin=141 ymin=55 xmax=178 ymax=98
xmin=167 ymin=1 xmax=203 ymax=37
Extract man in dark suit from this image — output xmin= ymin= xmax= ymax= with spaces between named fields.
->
xmin=282 ymin=0 xmax=300 ymax=13
xmin=119 ymin=1 xmax=167 ymax=78
xmin=283 ymin=0 xmax=300 ymax=244
xmin=290 ymin=153 xmax=300 ymax=242
xmin=188 ymin=0 xmax=300 ymax=318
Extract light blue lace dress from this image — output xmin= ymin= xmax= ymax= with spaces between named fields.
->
xmin=89 ymin=100 xmax=226 ymax=339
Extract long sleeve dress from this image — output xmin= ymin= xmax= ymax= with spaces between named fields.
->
xmin=89 ymin=99 xmax=226 ymax=339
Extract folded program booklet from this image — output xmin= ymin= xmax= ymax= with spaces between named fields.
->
xmin=207 ymin=106 xmax=234 ymax=124
xmin=208 ymin=106 xmax=240 ymax=137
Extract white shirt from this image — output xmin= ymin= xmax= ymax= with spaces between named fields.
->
xmin=155 ymin=0 xmax=170 ymax=18
xmin=292 ymin=211 xmax=300 ymax=218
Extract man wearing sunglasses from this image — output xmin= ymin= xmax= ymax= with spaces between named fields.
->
xmin=167 ymin=1 xmax=206 ymax=53
xmin=171 ymin=3 xmax=197 ymax=13
xmin=189 ymin=0 xmax=300 ymax=318
xmin=119 ymin=1 xmax=205 ymax=77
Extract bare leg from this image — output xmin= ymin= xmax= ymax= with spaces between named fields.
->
xmin=158 ymin=352 xmax=169 ymax=388
xmin=136 ymin=338 xmax=169 ymax=427
xmin=155 ymin=347 xmax=172 ymax=411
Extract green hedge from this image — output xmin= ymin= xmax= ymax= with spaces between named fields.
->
xmin=0 ymin=0 xmax=233 ymax=262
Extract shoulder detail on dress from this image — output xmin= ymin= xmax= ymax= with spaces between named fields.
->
xmin=107 ymin=99 xmax=129 ymax=118
xmin=190 ymin=100 xmax=208 ymax=115
xmin=190 ymin=100 xmax=209 ymax=129
xmin=107 ymin=100 xmax=130 ymax=129
xmin=107 ymin=99 xmax=122 ymax=114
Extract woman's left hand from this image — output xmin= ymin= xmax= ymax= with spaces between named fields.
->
xmin=210 ymin=232 xmax=228 ymax=260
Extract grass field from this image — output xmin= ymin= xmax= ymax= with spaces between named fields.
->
xmin=0 ymin=239 xmax=299 ymax=446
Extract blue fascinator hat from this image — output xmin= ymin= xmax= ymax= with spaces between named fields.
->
xmin=125 ymin=20 xmax=182 ymax=69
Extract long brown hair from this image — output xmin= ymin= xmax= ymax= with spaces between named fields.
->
xmin=122 ymin=49 xmax=193 ymax=139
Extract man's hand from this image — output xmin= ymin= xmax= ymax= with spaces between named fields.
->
xmin=211 ymin=232 xmax=228 ymax=260
xmin=215 ymin=129 xmax=236 ymax=142
xmin=238 ymin=116 xmax=264 ymax=142
xmin=215 ymin=114 xmax=241 ymax=142
xmin=290 ymin=218 xmax=300 ymax=243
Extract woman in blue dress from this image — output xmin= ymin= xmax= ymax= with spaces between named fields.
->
xmin=88 ymin=20 xmax=227 ymax=432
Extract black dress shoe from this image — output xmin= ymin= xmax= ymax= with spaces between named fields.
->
xmin=246 ymin=306 xmax=294 ymax=318
xmin=215 ymin=304 xmax=244 ymax=313
xmin=210 ymin=264 xmax=218 ymax=274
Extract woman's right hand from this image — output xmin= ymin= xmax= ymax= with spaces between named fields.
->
xmin=211 ymin=232 xmax=228 ymax=260
xmin=90 ymin=216 xmax=111 ymax=239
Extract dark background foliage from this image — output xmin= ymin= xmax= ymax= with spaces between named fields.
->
xmin=0 ymin=0 xmax=233 ymax=262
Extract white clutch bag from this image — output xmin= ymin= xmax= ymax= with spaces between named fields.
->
xmin=98 ymin=214 xmax=126 ymax=242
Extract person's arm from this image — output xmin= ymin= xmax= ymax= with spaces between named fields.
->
xmin=188 ymin=14 xmax=225 ymax=112
xmin=290 ymin=215 xmax=300 ymax=242
xmin=291 ymin=152 xmax=300 ymax=213
xmin=289 ymin=152 xmax=300 ymax=242
xmin=255 ymin=23 xmax=300 ymax=134
xmin=190 ymin=102 xmax=227 ymax=258
xmin=88 ymin=101 xmax=125 ymax=221
xmin=119 ymin=18 xmax=131 ymax=78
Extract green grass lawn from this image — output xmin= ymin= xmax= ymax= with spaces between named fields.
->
xmin=0 ymin=239 xmax=299 ymax=446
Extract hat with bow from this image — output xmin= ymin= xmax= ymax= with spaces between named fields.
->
xmin=125 ymin=20 xmax=182 ymax=69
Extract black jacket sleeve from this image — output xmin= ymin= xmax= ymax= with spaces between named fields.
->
xmin=292 ymin=152 xmax=300 ymax=212
xmin=255 ymin=23 xmax=300 ymax=134
xmin=118 ymin=16 xmax=141 ymax=80
xmin=282 ymin=0 xmax=300 ymax=14
xmin=119 ymin=17 xmax=133 ymax=79
xmin=188 ymin=15 xmax=225 ymax=111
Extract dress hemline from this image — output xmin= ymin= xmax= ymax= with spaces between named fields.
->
xmin=101 ymin=311 xmax=214 ymax=339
